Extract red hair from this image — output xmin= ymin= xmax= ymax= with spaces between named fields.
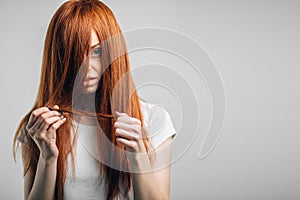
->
xmin=12 ymin=0 xmax=155 ymax=199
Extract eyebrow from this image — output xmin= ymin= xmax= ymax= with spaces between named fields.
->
xmin=91 ymin=42 xmax=101 ymax=49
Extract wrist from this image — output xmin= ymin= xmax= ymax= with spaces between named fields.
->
xmin=39 ymin=153 xmax=58 ymax=165
xmin=127 ymin=151 xmax=152 ymax=173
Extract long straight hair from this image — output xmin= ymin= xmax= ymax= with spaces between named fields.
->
xmin=12 ymin=0 xmax=155 ymax=199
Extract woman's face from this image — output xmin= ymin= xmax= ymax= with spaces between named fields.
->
xmin=81 ymin=29 xmax=102 ymax=94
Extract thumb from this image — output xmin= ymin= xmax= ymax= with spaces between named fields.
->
xmin=53 ymin=105 xmax=60 ymax=109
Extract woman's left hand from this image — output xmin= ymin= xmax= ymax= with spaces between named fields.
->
xmin=114 ymin=111 xmax=147 ymax=154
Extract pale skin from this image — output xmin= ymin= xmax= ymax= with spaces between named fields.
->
xmin=22 ymin=29 xmax=173 ymax=200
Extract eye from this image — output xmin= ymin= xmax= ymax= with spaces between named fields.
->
xmin=91 ymin=47 xmax=102 ymax=58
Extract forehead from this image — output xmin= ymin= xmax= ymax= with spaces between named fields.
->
xmin=91 ymin=29 xmax=100 ymax=46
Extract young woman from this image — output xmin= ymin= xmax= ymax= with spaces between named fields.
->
xmin=13 ymin=0 xmax=176 ymax=200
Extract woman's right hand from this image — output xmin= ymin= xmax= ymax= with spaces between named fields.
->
xmin=26 ymin=105 xmax=66 ymax=160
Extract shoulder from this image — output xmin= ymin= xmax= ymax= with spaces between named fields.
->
xmin=139 ymin=99 xmax=177 ymax=149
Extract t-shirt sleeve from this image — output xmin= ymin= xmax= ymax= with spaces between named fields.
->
xmin=147 ymin=105 xmax=177 ymax=149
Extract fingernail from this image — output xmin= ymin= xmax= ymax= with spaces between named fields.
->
xmin=58 ymin=110 xmax=64 ymax=116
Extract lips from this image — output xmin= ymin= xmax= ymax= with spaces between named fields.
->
xmin=84 ymin=77 xmax=97 ymax=81
xmin=83 ymin=77 xmax=98 ymax=86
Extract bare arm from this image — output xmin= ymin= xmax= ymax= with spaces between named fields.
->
xmin=131 ymin=136 xmax=173 ymax=200
xmin=114 ymin=111 xmax=174 ymax=200
xmin=22 ymin=144 xmax=58 ymax=200
xmin=22 ymin=105 xmax=66 ymax=200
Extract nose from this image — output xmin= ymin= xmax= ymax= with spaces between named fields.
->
xmin=79 ymin=55 xmax=91 ymax=78
xmin=83 ymin=54 xmax=91 ymax=66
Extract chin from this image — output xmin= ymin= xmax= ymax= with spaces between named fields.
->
xmin=82 ymin=85 xmax=98 ymax=94
xmin=82 ymin=89 xmax=97 ymax=94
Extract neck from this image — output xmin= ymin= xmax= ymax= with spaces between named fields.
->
xmin=73 ymin=93 xmax=98 ymax=125
xmin=81 ymin=93 xmax=96 ymax=112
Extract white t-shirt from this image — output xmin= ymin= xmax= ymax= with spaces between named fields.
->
xmin=17 ymin=99 xmax=177 ymax=200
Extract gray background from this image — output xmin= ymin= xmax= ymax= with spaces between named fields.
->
xmin=1 ymin=0 xmax=299 ymax=199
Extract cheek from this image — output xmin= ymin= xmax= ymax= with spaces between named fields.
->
xmin=90 ymin=59 xmax=102 ymax=72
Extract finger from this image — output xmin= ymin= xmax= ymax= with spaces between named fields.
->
xmin=115 ymin=128 xmax=139 ymax=141
xmin=36 ymin=110 xmax=63 ymax=130
xmin=115 ymin=113 xmax=141 ymax=125
xmin=48 ymin=105 xmax=63 ymax=115
xmin=29 ymin=110 xmax=62 ymax=135
xmin=131 ymin=117 xmax=142 ymax=125
xmin=114 ymin=121 xmax=141 ymax=135
xmin=26 ymin=107 xmax=50 ymax=131
xmin=48 ymin=117 xmax=66 ymax=132
xmin=53 ymin=105 xmax=59 ymax=109
xmin=49 ymin=105 xmax=62 ymax=112
xmin=39 ymin=116 xmax=64 ymax=132
xmin=115 ymin=111 xmax=126 ymax=116
xmin=27 ymin=116 xmax=51 ymax=137
xmin=116 ymin=137 xmax=136 ymax=150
